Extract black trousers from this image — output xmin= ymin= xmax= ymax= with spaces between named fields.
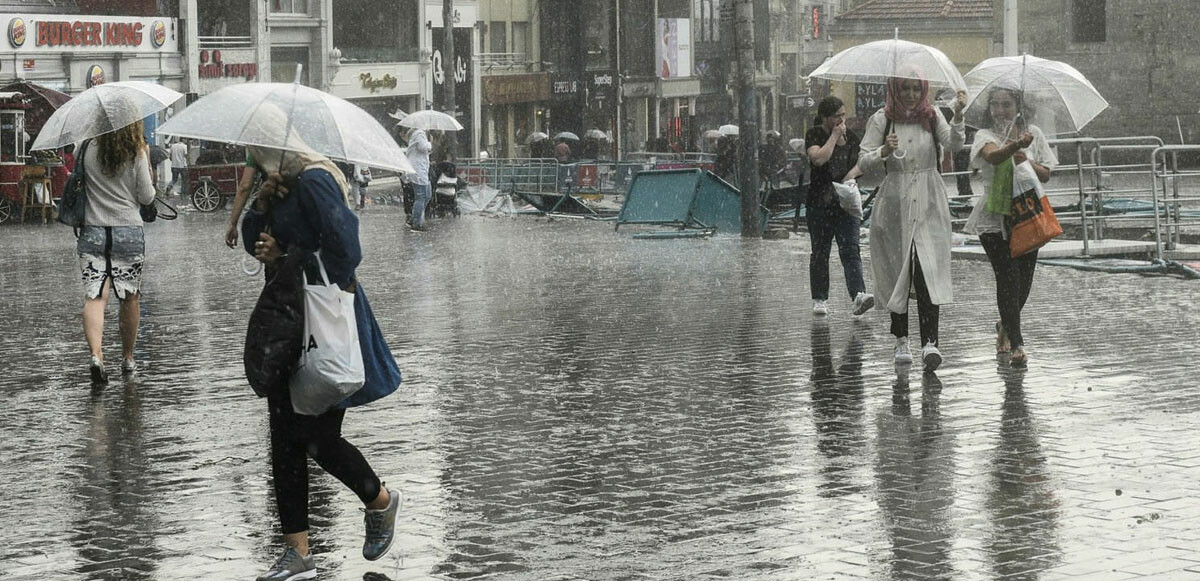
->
xmin=268 ymin=393 xmax=381 ymax=535
xmin=979 ymin=233 xmax=1038 ymax=347
xmin=889 ymin=250 xmax=940 ymax=346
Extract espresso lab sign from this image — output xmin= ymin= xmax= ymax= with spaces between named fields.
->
xmin=1 ymin=14 xmax=177 ymax=53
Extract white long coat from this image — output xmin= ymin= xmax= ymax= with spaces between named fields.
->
xmin=858 ymin=108 xmax=965 ymax=313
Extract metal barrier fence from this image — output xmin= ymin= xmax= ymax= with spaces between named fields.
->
xmin=1150 ymin=145 xmax=1200 ymax=260
xmin=454 ymin=156 xmax=720 ymax=195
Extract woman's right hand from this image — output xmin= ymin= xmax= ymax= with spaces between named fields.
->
xmin=881 ymin=132 xmax=900 ymax=157
xmin=224 ymin=224 xmax=239 ymax=248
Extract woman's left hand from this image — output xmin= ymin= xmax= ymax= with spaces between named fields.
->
xmin=254 ymin=231 xmax=283 ymax=265
xmin=953 ymin=90 xmax=967 ymax=117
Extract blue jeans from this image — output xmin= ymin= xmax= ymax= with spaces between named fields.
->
xmin=807 ymin=204 xmax=866 ymax=301
xmin=410 ymin=183 xmax=431 ymax=227
xmin=168 ymin=167 xmax=185 ymax=193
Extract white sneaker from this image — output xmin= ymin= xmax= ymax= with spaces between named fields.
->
xmin=893 ymin=338 xmax=913 ymax=364
xmin=812 ymin=300 xmax=828 ymax=316
xmin=922 ymin=343 xmax=943 ymax=372
xmin=852 ymin=292 xmax=875 ymax=316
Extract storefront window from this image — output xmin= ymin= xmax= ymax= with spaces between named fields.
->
xmin=333 ymin=0 xmax=419 ymax=62
xmin=271 ymin=47 xmax=310 ymax=85
xmin=271 ymin=0 xmax=309 ymax=15
xmin=582 ymin=0 xmax=612 ymax=71
xmin=199 ymin=0 xmax=251 ymax=41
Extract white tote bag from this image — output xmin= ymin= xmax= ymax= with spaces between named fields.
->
xmin=290 ymin=253 xmax=366 ymax=415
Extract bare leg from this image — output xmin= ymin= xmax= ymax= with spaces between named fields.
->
xmin=83 ymin=279 xmax=112 ymax=358
xmin=283 ymin=531 xmax=310 ymax=556
xmin=366 ymin=487 xmax=390 ymax=510
xmin=117 ymin=292 xmax=140 ymax=361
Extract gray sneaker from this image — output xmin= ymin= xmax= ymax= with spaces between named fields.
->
xmin=362 ymin=487 xmax=401 ymax=561
xmin=256 ymin=547 xmax=316 ymax=581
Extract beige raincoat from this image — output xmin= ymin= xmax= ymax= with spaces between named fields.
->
xmin=858 ymin=108 xmax=965 ymax=313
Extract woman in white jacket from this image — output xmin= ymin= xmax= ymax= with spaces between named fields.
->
xmin=858 ymin=73 xmax=966 ymax=370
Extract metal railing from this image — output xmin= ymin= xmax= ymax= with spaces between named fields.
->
xmin=478 ymin=52 xmax=532 ymax=71
xmin=198 ymin=35 xmax=253 ymax=49
xmin=1150 ymin=145 xmax=1200 ymax=260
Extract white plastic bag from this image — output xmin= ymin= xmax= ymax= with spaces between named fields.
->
xmin=832 ymin=180 xmax=864 ymax=220
xmin=290 ymin=253 xmax=365 ymax=415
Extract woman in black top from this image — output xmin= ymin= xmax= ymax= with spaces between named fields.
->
xmin=804 ymin=96 xmax=874 ymax=317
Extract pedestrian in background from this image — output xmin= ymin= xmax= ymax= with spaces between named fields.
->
xmin=242 ymin=139 xmax=401 ymax=581
xmin=77 ymin=107 xmax=156 ymax=382
xmin=353 ymin=163 xmax=371 ymax=210
xmin=166 ymin=137 xmax=188 ymax=195
xmin=858 ymin=72 xmax=966 ymax=371
xmin=964 ymin=87 xmax=1056 ymax=367
xmin=805 ymin=96 xmax=874 ymax=318
xmin=405 ymin=127 xmax=432 ymax=231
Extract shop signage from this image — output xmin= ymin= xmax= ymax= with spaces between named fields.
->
xmin=86 ymin=64 xmax=105 ymax=87
xmin=198 ymin=49 xmax=256 ymax=79
xmin=552 ymin=76 xmax=579 ymax=97
xmin=788 ymin=93 xmax=814 ymax=109
xmin=854 ymin=82 xmax=886 ymax=119
xmin=359 ymin=72 xmax=397 ymax=94
xmin=0 ymin=14 xmax=177 ymax=53
xmin=21 ymin=59 xmax=33 ymax=71
xmin=328 ymin=63 xmax=419 ymax=100
xmin=482 ymin=73 xmax=549 ymax=105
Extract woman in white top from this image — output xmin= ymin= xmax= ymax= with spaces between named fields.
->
xmin=77 ymin=114 xmax=156 ymax=382
xmin=963 ymin=87 xmax=1056 ymax=367
xmin=858 ymin=72 xmax=966 ymax=371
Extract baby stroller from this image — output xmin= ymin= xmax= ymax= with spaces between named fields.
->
xmin=430 ymin=161 xmax=463 ymax=218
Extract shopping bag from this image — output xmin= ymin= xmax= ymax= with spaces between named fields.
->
xmin=832 ymin=181 xmax=864 ymax=220
xmin=1008 ymin=160 xmax=1062 ymax=257
xmin=290 ymin=253 xmax=366 ymax=415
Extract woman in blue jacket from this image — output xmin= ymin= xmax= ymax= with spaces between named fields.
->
xmin=242 ymin=142 xmax=401 ymax=581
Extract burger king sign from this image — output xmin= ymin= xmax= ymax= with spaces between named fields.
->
xmin=8 ymin=17 xmax=26 ymax=48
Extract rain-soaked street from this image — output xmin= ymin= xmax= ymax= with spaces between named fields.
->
xmin=3 ymin=205 xmax=1200 ymax=580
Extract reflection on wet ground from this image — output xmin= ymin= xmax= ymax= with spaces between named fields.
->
xmin=2 ymin=208 xmax=1200 ymax=579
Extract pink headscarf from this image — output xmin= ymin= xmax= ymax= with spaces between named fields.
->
xmin=884 ymin=74 xmax=936 ymax=132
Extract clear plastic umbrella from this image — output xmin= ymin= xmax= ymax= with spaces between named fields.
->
xmin=718 ymin=124 xmax=739 ymax=136
xmin=397 ymin=110 xmax=463 ymax=131
xmin=555 ymin=131 xmax=580 ymax=141
xmin=526 ymin=131 xmax=549 ymax=144
xmin=30 ymin=81 xmax=183 ymax=150
xmin=963 ymin=55 xmax=1109 ymax=136
xmin=809 ymin=37 xmax=966 ymax=91
xmin=584 ymin=129 xmax=609 ymax=140
xmin=156 ymin=82 xmax=413 ymax=174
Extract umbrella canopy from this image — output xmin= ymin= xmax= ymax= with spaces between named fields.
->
xmin=397 ymin=109 xmax=463 ymax=131
xmin=718 ymin=124 xmax=739 ymax=136
xmin=31 ymin=81 xmax=183 ymax=150
xmin=156 ymin=82 xmax=413 ymax=174
xmin=555 ymin=131 xmax=580 ymax=141
xmin=701 ymin=129 xmax=723 ymax=139
xmin=387 ymin=108 xmax=408 ymax=121
xmin=809 ymin=38 xmax=966 ymax=91
xmin=963 ymin=55 xmax=1109 ymax=136
xmin=526 ymin=131 xmax=549 ymax=144
xmin=584 ymin=129 xmax=609 ymax=140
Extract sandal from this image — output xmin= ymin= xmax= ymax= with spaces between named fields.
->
xmin=995 ymin=320 xmax=1011 ymax=353
xmin=1010 ymin=346 xmax=1028 ymax=367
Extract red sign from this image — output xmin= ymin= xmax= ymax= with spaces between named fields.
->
xmin=812 ymin=6 xmax=821 ymax=40
xmin=36 ymin=20 xmax=145 ymax=47
xmin=197 ymin=49 xmax=257 ymax=80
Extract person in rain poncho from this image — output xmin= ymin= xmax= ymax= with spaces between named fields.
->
xmin=963 ymin=87 xmax=1056 ymax=368
xmin=404 ymin=127 xmax=432 ymax=231
xmin=858 ymin=72 xmax=966 ymax=371
xmin=239 ymin=105 xmax=403 ymax=581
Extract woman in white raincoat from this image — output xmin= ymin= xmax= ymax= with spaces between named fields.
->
xmin=858 ymin=73 xmax=966 ymax=370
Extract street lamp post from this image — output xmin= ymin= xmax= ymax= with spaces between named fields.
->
xmin=734 ymin=0 xmax=761 ymax=238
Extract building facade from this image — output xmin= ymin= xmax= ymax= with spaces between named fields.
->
xmin=1014 ymin=0 xmax=1200 ymax=142
xmin=480 ymin=0 xmax=546 ymax=158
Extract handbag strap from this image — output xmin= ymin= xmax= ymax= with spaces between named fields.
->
xmin=312 ymin=251 xmax=331 ymax=287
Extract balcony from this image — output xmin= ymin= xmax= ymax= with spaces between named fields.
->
xmin=337 ymin=46 xmax=421 ymax=65
xmin=479 ymin=52 xmax=535 ymax=73
xmin=199 ymin=36 xmax=253 ymax=49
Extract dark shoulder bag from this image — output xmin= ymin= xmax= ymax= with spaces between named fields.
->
xmin=244 ymin=248 xmax=308 ymax=398
xmin=56 ymin=140 xmax=91 ymax=228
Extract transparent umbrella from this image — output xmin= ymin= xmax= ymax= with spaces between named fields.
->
xmin=156 ymin=82 xmax=413 ymax=174
xmin=963 ymin=55 xmax=1109 ymax=136
xmin=31 ymin=81 xmax=183 ymax=150
xmin=584 ymin=129 xmax=609 ymax=140
xmin=718 ymin=124 xmax=739 ymax=136
xmin=555 ymin=131 xmax=580 ymax=141
xmin=526 ymin=131 xmax=549 ymax=144
xmin=397 ymin=110 xmax=463 ymax=131
xmin=809 ymin=37 xmax=966 ymax=91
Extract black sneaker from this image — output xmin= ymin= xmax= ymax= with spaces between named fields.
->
xmin=89 ymin=355 xmax=108 ymax=384
xmin=256 ymin=547 xmax=316 ymax=581
xmin=362 ymin=487 xmax=401 ymax=561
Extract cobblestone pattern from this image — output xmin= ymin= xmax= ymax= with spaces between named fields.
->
xmin=1 ymin=210 xmax=1198 ymax=580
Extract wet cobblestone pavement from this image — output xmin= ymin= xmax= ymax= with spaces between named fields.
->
xmin=2 ymin=206 xmax=1199 ymax=580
